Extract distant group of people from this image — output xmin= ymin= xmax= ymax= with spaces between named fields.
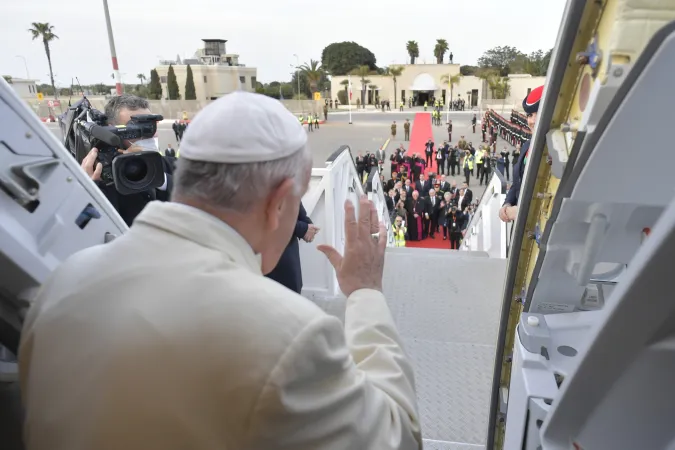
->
xmin=482 ymin=109 xmax=532 ymax=152
xmin=172 ymin=120 xmax=189 ymax=142
xmin=384 ymin=172 xmax=475 ymax=250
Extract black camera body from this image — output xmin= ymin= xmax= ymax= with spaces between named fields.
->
xmin=59 ymin=98 xmax=166 ymax=195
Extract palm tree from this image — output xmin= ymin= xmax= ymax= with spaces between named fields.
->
xmin=495 ymin=77 xmax=511 ymax=112
xmin=406 ymin=41 xmax=420 ymax=64
xmin=434 ymin=39 xmax=449 ymax=64
xmin=137 ymin=73 xmax=147 ymax=85
xmin=476 ymin=68 xmax=499 ymax=99
xmin=440 ymin=73 xmax=462 ymax=108
xmin=300 ymin=59 xmax=324 ymax=94
xmin=385 ymin=65 xmax=404 ymax=107
xmin=351 ymin=65 xmax=372 ymax=108
xmin=29 ymin=22 xmax=58 ymax=99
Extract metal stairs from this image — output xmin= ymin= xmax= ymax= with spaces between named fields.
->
xmin=317 ymin=247 xmax=507 ymax=449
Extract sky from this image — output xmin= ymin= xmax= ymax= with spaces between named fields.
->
xmin=2 ymin=0 xmax=566 ymax=87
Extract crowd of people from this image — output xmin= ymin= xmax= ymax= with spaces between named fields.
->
xmin=481 ymin=109 xmax=532 ymax=152
xmin=384 ymin=172 xmax=475 ymax=249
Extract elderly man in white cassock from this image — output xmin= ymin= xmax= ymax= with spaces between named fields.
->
xmin=18 ymin=92 xmax=422 ymax=450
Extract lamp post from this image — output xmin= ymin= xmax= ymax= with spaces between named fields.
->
xmin=15 ymin=55 xmax=29 ymax=79
xmin=293 ymin=54 xmax=301 ymax=100
xmin=102 ymin=0 xmax=123 ymax=95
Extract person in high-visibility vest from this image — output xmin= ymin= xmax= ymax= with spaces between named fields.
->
xmin=392 ymin=215 xmax=407 ymax=247
xmin=307 ymin=114 xmax=314 ymax=132
xmin=424 ymin=101 xmax=428 ymax=111
xmin=475 ymin=150 xmax=484 ymax=180
xmin=463 ymin=151 xmax=474 ymax=186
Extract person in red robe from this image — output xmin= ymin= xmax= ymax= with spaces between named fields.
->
xmin=407 ymin=190 xmax=425 ymax=241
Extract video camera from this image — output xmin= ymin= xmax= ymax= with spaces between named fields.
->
xmin=59 ymin=97 xmax=165 ymax=195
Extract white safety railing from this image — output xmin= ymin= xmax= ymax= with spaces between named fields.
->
xmin=461 ymin=170 xmax=508 ymax=258
xmin=300 ymin=146 xmax=393 ymax=301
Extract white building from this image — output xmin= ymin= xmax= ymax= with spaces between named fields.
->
xmin=6 ymin=78 xmax=40 ymax=100
xmin=155 ymin=39 xmax=257 ymax=101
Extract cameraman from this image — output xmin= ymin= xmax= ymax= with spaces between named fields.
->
xmin=80 ymin=94 xmax=173 ymax=225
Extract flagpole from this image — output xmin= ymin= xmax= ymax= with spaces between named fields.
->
xmin=348 ymin=75 xmax=353 ymax=125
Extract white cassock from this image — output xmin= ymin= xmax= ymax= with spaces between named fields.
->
xmin=19 ymin=201 xmax=422 ymax=450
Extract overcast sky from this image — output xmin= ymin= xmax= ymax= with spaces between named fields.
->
xmin=2 ymin=0 xmax=566 ymax=86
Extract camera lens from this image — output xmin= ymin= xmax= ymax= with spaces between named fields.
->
xmin=123 ymin=159 xmax=148 ymax=182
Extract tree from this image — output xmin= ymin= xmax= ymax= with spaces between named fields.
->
xmin=2 ymin=75 xmax=12 ymax=84
xmin=440 ymin=73 xmax=462 ymax=106
xmin=522 ymin=49 xmax=553 ymax=76
xmin=477 ymin=46 xmax=524 ymax=76
xmin=406 ymin=41 xmax=420 ymax=64
xmin=460 ymin=65 xmax=478 ymax=76
xmin=184 ymin=64 xmax=196 ymax=100
xmin=148 ymin=69 xmax=162 ymax=100
xmin=137 ymin=73 xmax=146 ymax=85
xmin=167 ymin=64 xmax=180 ymax=100
xmin=385 ymin=65 xmax=404 ymax=107
xmin=300 ymin=59 xmax=324 ymax=94
xmin=29 ymin=22 xmax=59 ymax=98
xmin=434 ymin=39 xmax=449 ymax=64
xmin=350 ymin=65 xmax=373 ymax=108
xmin=340 ymin=79 xmax=349 ymax=103
xmin=321 ymin=42 xmax=377 ymax=76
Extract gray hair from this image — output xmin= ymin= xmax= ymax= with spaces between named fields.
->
xmin=104 ymin=94 xmax=150 ymax=125
xmin=173 ymin=146 xmax=312 ymax=213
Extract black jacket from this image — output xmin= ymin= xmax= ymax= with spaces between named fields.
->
xmin=265 ymin=203 xmax=312 ymax=294
xmin=504 ymin=140 xmax=530 ymax=207
xmin=97 ymin=157 xmax=174 ymax=226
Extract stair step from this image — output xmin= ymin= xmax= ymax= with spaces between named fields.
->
xmin=382 ymin=250 xmax=506 ymax=448
xmin=387 ymin=247 xmax=490 ymax=258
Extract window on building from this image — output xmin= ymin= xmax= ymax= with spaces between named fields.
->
xmin=401 ymin=90 xmax=405 ymax=102
xmin=239 ymin=76 xmax=245 ymax=85
xmin=251 ymin=76 xmax=257 ymax=89
xmin=160 ymin=76 xmax=167 ymax=83
xmin=203 ymin=75 xmax=207 ymax=83
xmin=28 ymin=85 xmax=33 ymax=94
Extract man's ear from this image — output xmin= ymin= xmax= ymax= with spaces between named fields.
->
xmin=264 ymin=178 xmax=295 ymax=232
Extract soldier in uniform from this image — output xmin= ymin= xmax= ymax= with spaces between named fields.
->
xmin=403 ymin=119 xmax=411 ymax=141
xmin=500 ymin=146 xmax=511 ymax=181
xmin=471 ymin=114 xmax=477 ymax=133
xmin=391 ymin=121 xmax=397 ymax=139
xmin=499 ymin=85 xmax=544 ymax=223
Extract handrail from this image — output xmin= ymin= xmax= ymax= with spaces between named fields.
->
xmin=365 ymin=167 xmax=394 ymax=246
xmin=461 ymin=170 xmax=508 ymax=258
xmin=300 ymin=146 xmax=393 ymax=300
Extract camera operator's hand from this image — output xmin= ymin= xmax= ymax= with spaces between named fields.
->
xmin=81 ymin=147 xmax=103 ymax=181
xmin=117 ymin=144 xmax=144 ymax=155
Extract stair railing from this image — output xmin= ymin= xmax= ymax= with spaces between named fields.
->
xmin=461 ymin=169 xmax=508 ymax=258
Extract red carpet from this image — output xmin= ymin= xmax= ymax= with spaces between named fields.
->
xmin=408 ymin=113 xmax=442 ymax=176
xmin=405 ymin=236 xmax=455 ymax=250
xmin=403 ymin=113 xmax=453 ymax=250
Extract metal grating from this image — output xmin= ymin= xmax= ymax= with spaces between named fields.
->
xmin=312 ymin=248 xmax=506 ymax=448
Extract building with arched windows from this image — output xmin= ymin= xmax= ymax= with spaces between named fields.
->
xmin=329 ymin=63 xmax=545 ymax=110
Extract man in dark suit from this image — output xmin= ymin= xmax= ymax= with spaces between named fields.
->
xmin=424 ymin=189 xmax=442 ymax=238
xmin=500 ymin=85 xmax=544 ymax=223
xmin=266 ymin=203 xmax=317 ymax=294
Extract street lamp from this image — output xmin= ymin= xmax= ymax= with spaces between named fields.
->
xmin=292 ymin=54 xmax=301 ymax=100
xmin=103 ymin=0 xmax=123 ymax=95
xmin=15 ymin=55 xmax=29 ymax=79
